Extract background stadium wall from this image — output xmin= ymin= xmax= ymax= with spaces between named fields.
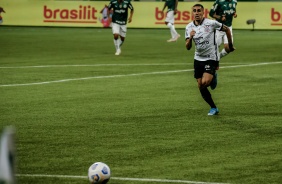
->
xmin=0 ymin=0 xmax=281 ymax=30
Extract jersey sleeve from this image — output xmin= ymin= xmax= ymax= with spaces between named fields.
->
xmin=234 ymin=0 xmax=237 ymax=11
xmin=213 ymin=20 xmax=223 ymax=31
xmin=108 ymin=1 xmax=113 ymax=10
xmin=128 ymin=1 xmax=134 ymax=10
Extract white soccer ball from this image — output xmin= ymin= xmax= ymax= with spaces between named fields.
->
xmin=88 ymin=162 xmax=111 ymax=184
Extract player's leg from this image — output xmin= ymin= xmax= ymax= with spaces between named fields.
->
xmin=165 ymin=11 xmax=179 ymax=42
xmin=112 ymin=23 xmax=121 ymax=55
xmin=210 ymin=72 xmax=217 ymax=90
xmin=198 ymin=77 xmax=218 ymax=115
xmin=215 ymin=30 xmax=224 ymax=70
xmin=199 ymin=61 xmax=219 ymax=115
xmin=216 ymin=30 xmax=224 ymax=59
xmin=119 ymin=25 xmax=127 ymax=48
xmin=220 ymin=26 xmax=234 ymax=58
xmin=210 ymin=60 xmax=218 ymax=90
xmin=216 ymin=30 xmax=224 ymax=46
xmin=114 ymin=25 xmax=127 ymax=55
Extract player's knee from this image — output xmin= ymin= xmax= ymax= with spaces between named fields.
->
xmin=198 ymin=82 xmax=207 ymax=89
xmin=203 ymin=80 xmax=212 ymax=88
xmin=113 ymin=34 xmax=119 ymax=39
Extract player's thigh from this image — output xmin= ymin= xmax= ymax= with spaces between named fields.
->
xmin=165 ymin=11 xmax=175 ymax=24
xmin=120 ymin=25 xmax=127 ymax=37
xmin=202 ymin=60 xmax=216 ymax=85
xmin=201 ymin=60 xmax=216 ymax=81
xmin=194 ymin=60 xmax=215 ymax=78
xmin=112 ymin=23 xmax=120 ymax=35
xmin=223 ymin=26 xmax=234 ymax=44
xmin=194 ymin=61 xmax=215 ymax=87
xmin=202 ymin=72 xmax=213 ymax=85
xmin=216 ymin=30 xmax=225 ymax=45
xmin=194 ymin=60 xmax=205 ymax=79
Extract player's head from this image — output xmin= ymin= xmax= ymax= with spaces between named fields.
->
xmin=192 ymin=4 xmax=204 ymax=21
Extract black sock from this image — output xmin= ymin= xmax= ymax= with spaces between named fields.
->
xmin=200 ymin=87 xmax=216 ymax=108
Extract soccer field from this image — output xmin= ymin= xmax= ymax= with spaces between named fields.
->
xmin=0 ymin=27 xmax=282 ymax=184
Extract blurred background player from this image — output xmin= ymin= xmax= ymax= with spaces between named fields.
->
xmin=99 ymin=4 xmax=113 ymax=28
xmin=209 ymin=0 xmax=237 ymax=90
xmin=162 ymin=0 xmax=180 ymax=42
xmin=0 ymin=7 xmax=5 ymax=24
xmin=108 ymin=0 xmax=134 ymax=56
xmin=209 ymin=0 xmax=237 ymax=60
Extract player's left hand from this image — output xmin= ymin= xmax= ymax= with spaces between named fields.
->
xmin=229 ymin=44 xmax=236 ymax=52
xmin=233 ymin=13 xmax=237 ymax=18
xmin=174 ymin=9 xmax=177 ymax=15
xmin=128 ymin=18 xmax=132 ymax=23
xmin=221 ymin=15 xmax=226 ymax=22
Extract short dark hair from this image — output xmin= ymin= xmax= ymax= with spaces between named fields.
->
xmin=193 ymin=4 xmax=204 ymax=9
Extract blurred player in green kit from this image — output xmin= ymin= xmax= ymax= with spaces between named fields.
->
xmin=208 ymin=0 xmax=237 ymax=90
xmin=210 ymin=0 xmax=237 ymax=60
xmin=108 ymin=0 xmax=134 ymax=56
xmin=162 ymin=0 xmax=180 ymax=42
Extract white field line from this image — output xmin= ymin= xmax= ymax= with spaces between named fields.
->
xmin=0 ymin=69 xmax=190 ymax=87
xmin=1 ymin=61 xmax=282 ymax=87
xmin=16 ymin=174 xmax=229 ymax=184
xmin=0 ymin=63 xmax=190 ymax=69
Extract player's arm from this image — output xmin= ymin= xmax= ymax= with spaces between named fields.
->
xmin=162 ymin=2 xmax=167 ymax=12
xmin=233 ymin=0 xmax=238 ymax=18
xmin=107 ymin=3 xmax=112 ymax=17
xmin=209 ymin=1 xmax=218 ymax=19
xmin=233 ymin=3 xmax=237 ymax=18
xmin=0 ymin=7 xmax=5 ymax=13
xmin=174 ymin=0 xmax=178 ymax=15
xmin=185 ymin=29 xmax=195 ymax=50
xmin=233 ymin=12 xmax=237 ymax=18
xmin=128 ymin=9 xmax=134 ymax=23
xmin=220 ymin=25 xmax=235 ymax=52
xmin=100 ymin=5 xmax=106 ymax=14
xmin=128 ymin=4 xmax=134 ymax=23
xmin=212 ymin=12 xmax=226 ymax=22
xmin=209 ymin=1 xmax=225 ymax=21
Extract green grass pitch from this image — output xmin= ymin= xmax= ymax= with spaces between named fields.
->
xmin=0 ymin=26 xmax=282 ymax=184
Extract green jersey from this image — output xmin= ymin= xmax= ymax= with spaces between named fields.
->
xmin=209 ymin=0 xmax=237 ymax=27
xmin=165 ymin=0 xmax=177 ymax=12
xmin=108 ymin=0 xmax=134 ymax=25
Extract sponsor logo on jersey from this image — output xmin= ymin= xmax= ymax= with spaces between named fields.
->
xmin=115 ymin=9 xmax=126 ymax=13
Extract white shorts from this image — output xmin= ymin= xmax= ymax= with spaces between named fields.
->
xmin=165 ymin=11 xmax=175 ymax=24
xmin=216 ymin=26 xmax=233 ymax=45
xmin=112 ymin=23 xmax=127 ymax=37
